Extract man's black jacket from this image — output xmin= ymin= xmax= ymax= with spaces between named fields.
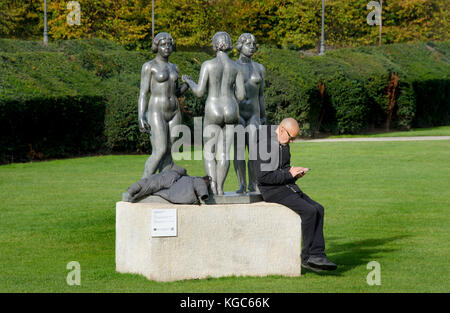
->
xmin=256 ymin=126 xmax=302 ymax=202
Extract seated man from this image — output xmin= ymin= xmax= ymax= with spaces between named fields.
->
xmin=127 ymin=165 xmax=211 ymax=205
xmin=255 ymin=117 xmax=337 ymax=272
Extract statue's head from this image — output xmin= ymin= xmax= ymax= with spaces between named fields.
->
xmin=236 ymin=33 xmax=257 ymax=57
xmin=212 ymin=32 xmax=233 ymax=52
xmin=152 ymin=32 xmax=175 ymax=55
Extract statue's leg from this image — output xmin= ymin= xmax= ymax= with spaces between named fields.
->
xmin=234 ymin=117 xmax=247 ymax=193
xmin=247 ymin=116 xmax=261 ymax=192
xmin=157 ymin=149 xmax=173 ymax=173
xmin=203 ymin=118 xmax=218 ymax=195
xmin=142 ymin=113 xmax=168 ymax=179
xmin=158 ymin=110 xmax=182 ymax=172
xmin=216 ymin=124 xmax=234 ymax=195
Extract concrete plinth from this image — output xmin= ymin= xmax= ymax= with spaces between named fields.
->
xmin=116 ymin=201 xmax=301 ymax=282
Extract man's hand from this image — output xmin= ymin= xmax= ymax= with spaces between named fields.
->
xmin=289 ymin=167 xmax=310 ymax=179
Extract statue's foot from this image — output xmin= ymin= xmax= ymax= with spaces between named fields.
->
xmin=122 ymin=192 xmax=132 ymax=202
xmin=217 ymin=188 xmax=224 ymax=196
xmin=236 ymin=185 xmax=246 ymax=194
xmin=248 ymin=184 xmax=260 ymax=193
xmin=210 ymin=181 xmax=218 ymax=195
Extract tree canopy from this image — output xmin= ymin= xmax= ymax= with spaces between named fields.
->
xmin=1 ymin=0 xmax=448 ymax=50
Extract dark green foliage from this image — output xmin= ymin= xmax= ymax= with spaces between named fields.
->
xmin=0 ymin=41 xmax=107 ymax=163
xmin=256 ymin=47 xmax=388 ymax=135
xmin=413 ymin=79 xmax=450 ymax=128
xmin=0 ymin=39 xmax=448 ymax=163
xmin=77 ymin=51 xmax=121 ymax=79
xmin=103 ymin=76 xmax=144 ymax=152
xmin=255 ymin=42 xmax=449 ymax=135
xmin=0 ymin=95 xmax=105 ymax=164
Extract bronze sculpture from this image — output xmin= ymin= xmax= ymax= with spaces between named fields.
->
xmin=182 ymin=32 xmax=245 ymax=195
xmin=234 ymin=33 xmax=267 ymax=193
xmin=138 ymin=32 xmax=187 ymax=178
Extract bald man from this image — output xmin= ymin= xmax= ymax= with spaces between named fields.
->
xmin=256 ymin=118 xmax=337 ymax=272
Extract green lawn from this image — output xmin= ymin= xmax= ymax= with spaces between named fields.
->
xmin=0 ymin=141 xmax=449 ymax=292
xmin=328 ymin=126 xmax=450 ymax=138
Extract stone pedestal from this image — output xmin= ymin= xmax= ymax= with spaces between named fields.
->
xmin=115 ymin=201 xmax=302 ymax=282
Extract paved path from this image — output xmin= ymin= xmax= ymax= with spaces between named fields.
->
xmin=295 ymin=136 xmax=450 ymax=143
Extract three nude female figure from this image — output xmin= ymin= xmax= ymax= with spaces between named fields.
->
xmin=138 ymin=31 xmax=266 ymax=195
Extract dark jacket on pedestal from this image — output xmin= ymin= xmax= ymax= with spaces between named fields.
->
xmin=127 ymin=169 xmax=209 ymax=204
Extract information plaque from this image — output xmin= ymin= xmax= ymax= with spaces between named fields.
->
xmin=151 ymin=208 xmax=177 ymax=237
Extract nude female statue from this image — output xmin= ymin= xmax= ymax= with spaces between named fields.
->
xmin=138 ymin=32 xmax=187 ymax=179
xmin=234 ymin=33 xmax=267 ymax=193
xmin=182 ymin=32 xmax=245 ymax=195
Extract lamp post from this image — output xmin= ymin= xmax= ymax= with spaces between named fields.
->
xmin=152 ymin=0 xmax=155 ymax=40
xmin=319 ymin=0 xmax=325 ymax=56
xmin=43 ymin=0 xmax=48 ymax=46
xmin=379 ymin=0 xmax=383 ymax=46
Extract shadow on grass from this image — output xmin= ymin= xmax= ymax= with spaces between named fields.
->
xmin=302 ymin=235 xmax=410 ymax=276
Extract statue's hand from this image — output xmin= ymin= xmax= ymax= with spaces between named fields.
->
xmin=139 ymin=118 xmax=151 ymax=134
xmin=182 ymin=75 xmax=193 ymax=84
xmin=260 ymin=116 xmax=266 ymax=125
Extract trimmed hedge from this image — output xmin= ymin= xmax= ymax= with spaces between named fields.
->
xmin=0 ymin=41 xmax=106 ymax=163
xmin=0 ymin=95 xmax=105 ymax=164
xmin=0 ymin=39 xmax=449 ymax=163
xmin=255 ymin=42 xmax=449 ymax=135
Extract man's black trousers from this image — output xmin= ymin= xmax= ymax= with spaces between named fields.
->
xmin=268 ymin=190 xmax=326 ymax=262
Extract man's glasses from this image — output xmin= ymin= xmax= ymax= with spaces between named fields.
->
xmin=283 ymin=126 xmax=296 ymax=141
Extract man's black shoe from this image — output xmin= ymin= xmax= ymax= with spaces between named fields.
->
xmin=301 ymin=262 xmax=323 ymax=273
xmin=306 ymin=256 xmax=338 ymax=271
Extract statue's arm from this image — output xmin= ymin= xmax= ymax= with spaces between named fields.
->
xmin=175 ymin=65 xmax=188 ymax=97
xmin=183 ymin=62 xmax=209 ymax=98
xmin=138 ymin=62 xmax=152 ymax=133
xmin=235 ymin=69 xmax=245 ymax=102
xmin=259 ymin=64 xmax=267 ymax=124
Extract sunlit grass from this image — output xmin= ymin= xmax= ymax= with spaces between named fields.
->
xmin=328 ymin=126 xmax=450 ymax=138
xmin=0 ymin=140 xmax=449 ymax=292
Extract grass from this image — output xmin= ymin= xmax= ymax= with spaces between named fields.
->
xmin=0 ymin=141 xmax=449 ymax=292
xmin=327 ymin=126 xmax=450 ymax=138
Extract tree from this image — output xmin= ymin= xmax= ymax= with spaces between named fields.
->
xmin=1 ymin=0 xmax=447 ymax=50
xmin=0 ymin=0 xmax=42 ymax=39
